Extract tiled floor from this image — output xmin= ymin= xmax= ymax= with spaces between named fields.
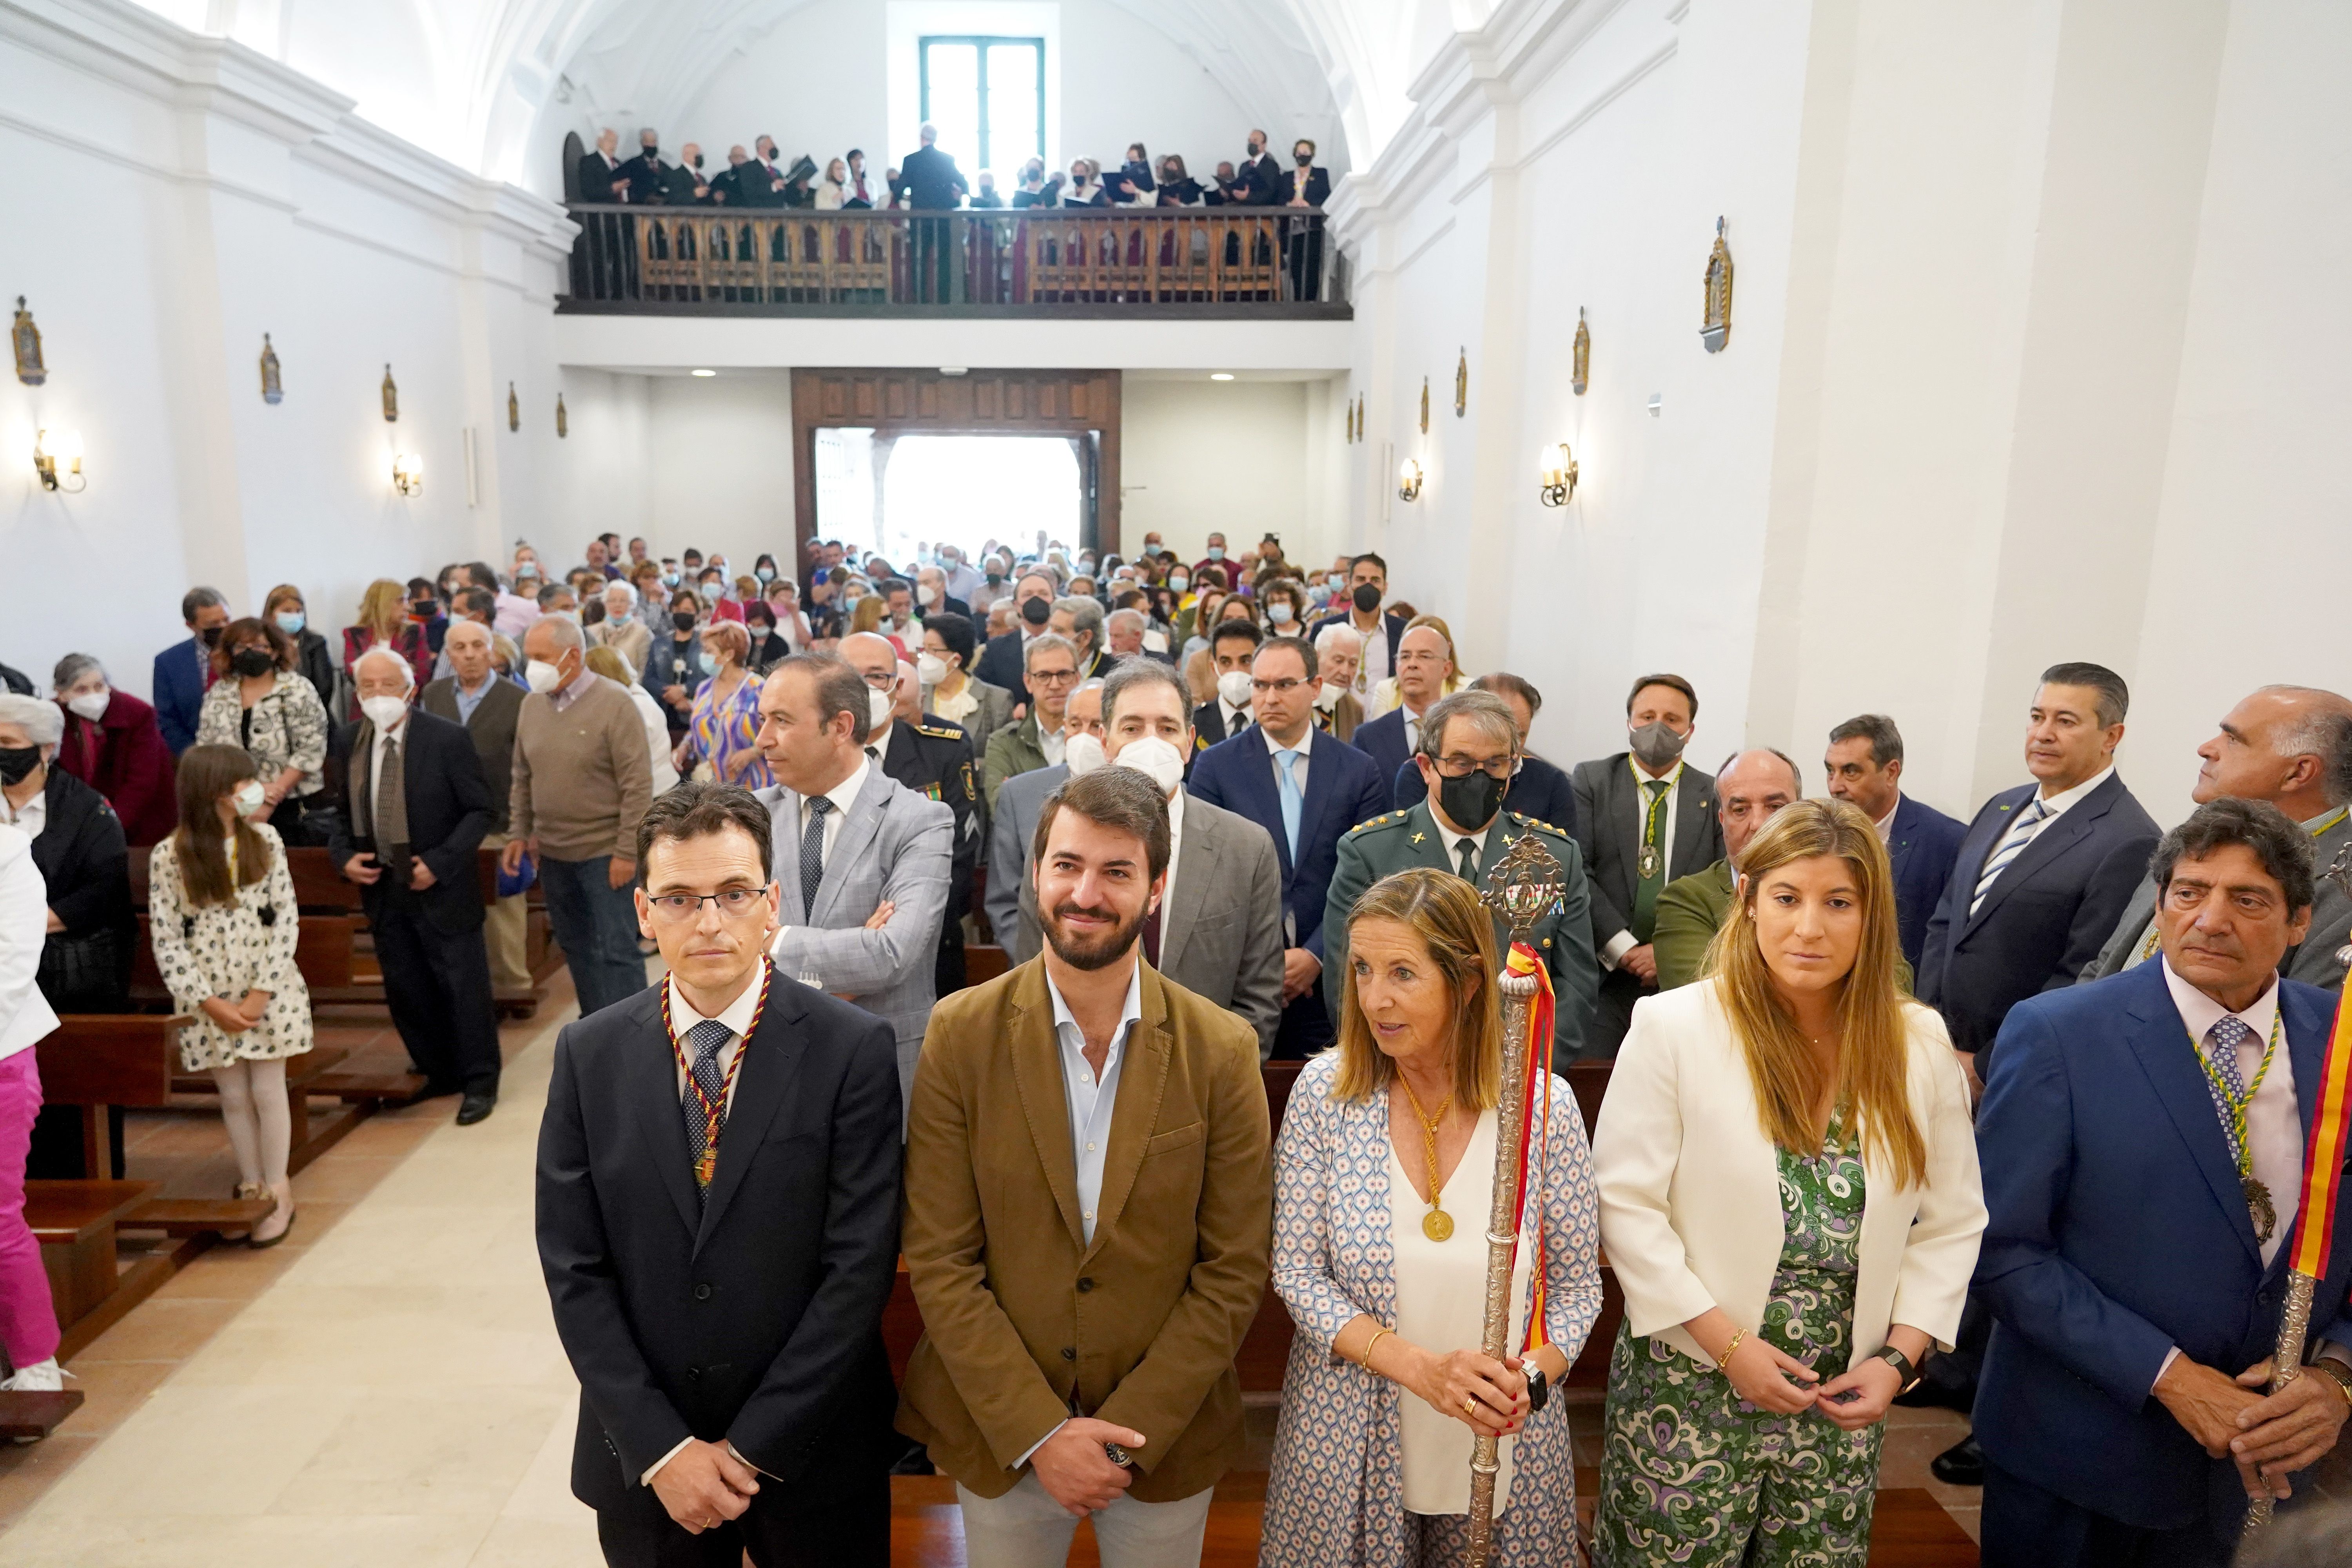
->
xmin=0 ymin=966 xmax=1989 ymax=1564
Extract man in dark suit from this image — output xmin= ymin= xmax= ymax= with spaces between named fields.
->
xmin=1823 ymin=713 xmax=1967 ymax=971
xmin=971 ymin=570 xmax=1060 ymax=699
xmin=421 ymin=619 xmax=532 ymax=996
xmin=664 ymin=143 xmax=712 ymax=205
xmin=734 ymin=136 xmax=789 ymax=207
xmin=619 ymin=128 xmax=671 ymax=203
xmin=1919 ymin=662 xmax=2162 ymax=1071
xmin=893 ymin=123 xmax=967 ymax=303
xmin=578 ymin=127 xmax=628 ymax=202
xmin=153 ymin=586 xmax=230 ymax=755
xmin=1569 ymin=673 xmax=1726 ymax=1058
xmin=1347 ymin=622 xmax=1456 ymax=809
xmin=536 ymin=782 xmax=902 ymax=1566
xmin=1191 ymin=619 xmax=1263 ymax=752
xmin=1305 ymin=553 xmax=1407 ymax=699
xmin=1394 ymin=671 xmax=1577 ymax=831
xmin=1188 ymin=635 xmax=1390 ymax=1057
xmin=707 ymin=145 xmax=750 ymax=205
xmin=1971 ymin=800 xmax=2352 ymax=1566
xmin=328 ymin=649 xmax=501 ymax=1122
xmin=1240 ymin=130 xmax=1283 ymax=205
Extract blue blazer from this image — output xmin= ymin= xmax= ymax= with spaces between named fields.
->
xmin=1393 ymin=751 xmax=1578 ymax=835
xmin=1916 ymin=772 xmax=2158 ymax=1062
xmin=151 ymin=636 xmax=210 ymax=755
xmin=1886 ymin=793 xmax=1968 ymax=971
xmin=1973 ymin=964 xmax=2352 ymax=1537
xmin=1348 ymin=708 xmax=1411 ymax=803
xmin=1187 ymin=726 xmax=1389 ymax=962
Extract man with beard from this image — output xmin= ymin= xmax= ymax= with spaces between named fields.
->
xmin=897 ymin=764 xmax=1272 ymax=1566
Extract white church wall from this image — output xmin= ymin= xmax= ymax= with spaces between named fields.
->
xmin=646 ymin=372 xmax=797 ymax=572
xmin=1119 ymin=377 xmax=1316 ymax=566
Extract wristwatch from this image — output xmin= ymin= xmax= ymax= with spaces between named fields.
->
xmin=2304 ymin=1358 xmax=2352 ymax=1408
xmin=1524 ymin=1367 xmax=1550 ymax=1414
xmin=1102 ymin=1441 xmax=1136 ymax=1470
xmin=1869 ymin=1345 xmax=1922 ymax=1394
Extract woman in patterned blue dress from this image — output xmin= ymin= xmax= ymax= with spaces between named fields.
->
xmin=1592 ymin=800 xmax=1986 ymax=1565
xmin=1261 ymin=868 xmax=1604 ymax=1566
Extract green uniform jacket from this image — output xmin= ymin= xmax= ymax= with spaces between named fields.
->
xmin=1653 ymin=859 xmax=1738 ymax=991
xmin=1321 ymin=803 xmax=1598 ymax=1067
xmin=981 ymin=710 xmax=1051 ymax=814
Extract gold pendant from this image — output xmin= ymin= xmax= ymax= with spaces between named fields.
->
xmin=1637 ymin=844 xmax=1661 ymax=882
xmin=1423 ymin=1208 xmax=1454 ymax=1242
xmin=2246 ymin=1176 xmax=2276 ymax=1244
xmin=696 ymin=1149 xmax=717 ymax=1188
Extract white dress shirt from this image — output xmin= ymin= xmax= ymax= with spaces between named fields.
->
xmin=0 ymin=786 xmax=46 ymax=838
xmin=1352 ymin=612 xmax=1392 ymax=691
xmin=798 ymin=754 xmax=869 ymax=872
xmin=1039 ymin=724 xmax=1066 ymax=768
xmin=1265 ymin=722 xmax=1313 ymax=797
xmin=365 ymin=713 xmax=407 ymax=829
xmin=1432 ymin=807 xmax=1500 ymax=882
xmin=1872 ymin=793 xmax=1900 ymax=845
xmin=1603 ymin=757 xmax=1686 ymax=967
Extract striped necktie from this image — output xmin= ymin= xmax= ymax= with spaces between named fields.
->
xmin=1969 ymin=798 xmax=2050 ymax=916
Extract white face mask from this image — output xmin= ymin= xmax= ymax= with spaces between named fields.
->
xmin=231 ymin=780 xmax=267 ymax=818
xmin=1217 ymin=669 xmax=1255 ymax=708
xmin=867 ymin=686 xmax=893 ymax=730
xmin=1317 ymin=681 xmax=1345 ymax=709
xmin=918 ymin=584 xmax=940 ymax=607
xmin=1267 ymin=603 xmax=1294 ymax=625
xmin=1141 ymin=628 xmax=1169 ymax=655
xmin=66 ymin=690 xmax=109 ymax=721
xmin=916 ymin=653 xmax=949 ymax=686
xmin=525 ymin=659 xmax=565 ymax=695
xmin=1112 ymin=735 xmax=1185 ymax=797
xmin=1063 ymin=732 xmax=1107 ymax=778
xmin=359 ymin=695 xmax=409 ymax=730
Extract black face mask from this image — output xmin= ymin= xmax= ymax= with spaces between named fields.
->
xmin=229 ymin=648 xmax=276 ymax=678
xmin=0 ymin=746 xmax=40 ymax=786
xmin=1437 ymin=769 xmax=1508 ymax=835
xmin=691 ymin=153 xmax=704 ymax=169
xmin=1352 ymin=583 xmax=1382 ymax=614
xmin=1295 ymin=152 xmax=1312 ymax=166
xmin=985 ymin=570 xmax=1004 ymax=585
xmin=642 ymin=144 xmax=659 ymax=160
xmin=411 ymin=598 xmax=437 ymax=619
xmin=1020 ymin=596 xmax=1053 ymax=627
xmin=672 ymin=610 xmax=699 ymax=632
xmin=198 ymin=624 xmax=224 ymax=648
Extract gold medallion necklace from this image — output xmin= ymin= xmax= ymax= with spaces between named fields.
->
xmin=2191 ymin=1005 xmax=2285 ymax=1245
xmin=1397 ymin=1073 xmax=1456 ymax=1241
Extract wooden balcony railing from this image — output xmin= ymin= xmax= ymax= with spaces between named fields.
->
xmin=559 ymin=206 xmax=1346 ymax=316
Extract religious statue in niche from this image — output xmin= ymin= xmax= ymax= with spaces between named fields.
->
xmin=1419 ymin=376 xmax=1429 ymax=434
xmin=259 ymin=335 xmax=283 ymax=404
xmin=555 ymin=392 xmax=568 ymax=439
xmin=381 ymin=364 xmax=399 ymax=422
xmin=1572 ymin=309 xmax=1591 ymax=396
xmin=1454 ymin=348 xmax=1468 ymax=417
xmin=11 ymin=297 xmax=44 ymax=387
xmin=1701 ymin=217 xmax=1734 ymax=353
xmin=508 ymin=382 xmax=520 ymax=432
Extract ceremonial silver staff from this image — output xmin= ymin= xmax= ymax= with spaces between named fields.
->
xmin=1466 ymin=835 xmax=1567 ymax=1568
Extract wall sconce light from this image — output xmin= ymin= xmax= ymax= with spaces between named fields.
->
xmin=33 ymin=428 xmax=83 ymax=493
xmin=392 ymin=451 xmax=424 ymax=497
xmin=1396 ymin=457 xmax=1424 ymax=503
xmin=1538 ymin=442 xmax=1578 ymax=507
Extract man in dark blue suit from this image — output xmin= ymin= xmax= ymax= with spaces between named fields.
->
xmin=970 ymin=570 xmax=1058 ymax=702
xmin=1394 ymin=672 xmax=1577 ymax=833
xmin=1188 ymin=635 xmax=1390 ymax=1058
xmin=1348 ymin=621 xmax=1453 ymax=806
xmin=1305 ymin=552 xmax=1406 ymax=697
xmin=1973 ymin=800 xmax=2352 ymax=1566
xmin=1920 ymin=663 xmax=2161 ymax=1070
xmin=152 ymin=586 xmax=230 ymax=755
xmin=1823 ymin=713 xmax=1966 ymax=971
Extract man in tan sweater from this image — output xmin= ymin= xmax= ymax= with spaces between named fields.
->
xmin=501 ymin=616 xmax=654 ymax=1016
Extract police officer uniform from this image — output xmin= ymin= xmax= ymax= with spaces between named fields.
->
xmin=1321 ymin=804 xmax=1600 ymax=1068
xmin=872 ymin=713 xmax=980 ymax=996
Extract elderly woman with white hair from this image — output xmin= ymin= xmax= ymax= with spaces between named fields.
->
xmin=49 ymin=653 xmax=178 ymax=845
xmin=590 ymin=578 xmax=651 ymax=679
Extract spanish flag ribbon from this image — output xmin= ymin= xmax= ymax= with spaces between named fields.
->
xmin=1505 ymin=941 xmax=1555 ymax=1354
xmin=2288 ymin=990 xmax=2352 ymax=1281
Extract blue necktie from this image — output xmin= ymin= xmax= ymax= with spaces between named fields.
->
xmin=1273 ymin=747 xmax=1304 ymax=863
xmin=680 ymin=1018 xmax=732 ymax=1203
xmin=799 ymin=796 xmax=833 ymax=916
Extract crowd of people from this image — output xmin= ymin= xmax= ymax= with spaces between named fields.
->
xmin=4 ymin=526 xmax=2352 ymax=1568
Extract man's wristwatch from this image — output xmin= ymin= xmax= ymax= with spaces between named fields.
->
xmin=1869 ymin=1345 xmax=1922 ymax=1394
xmin=2304 ymin=1358 xmax=2352 ymax=1408
xmin=1524 ymin=1367 xmax=1550 ymax=1414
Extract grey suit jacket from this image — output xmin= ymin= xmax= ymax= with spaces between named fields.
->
xmin=989 ymin=778 xmax=1287 ymax=1058
xmin=2081 ymin=807 xmax=2352 ymax=991
xmin=1569 ymin=750 xmax=1724 ymax=949
xmin=755 ymin=767 xmax=955 ymax=1116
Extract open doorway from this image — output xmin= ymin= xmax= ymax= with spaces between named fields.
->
xmin=813 ymin=430 xmax=1085 ymax=565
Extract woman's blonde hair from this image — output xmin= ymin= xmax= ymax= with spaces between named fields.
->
xmin=1704 ymin=798 xmax=1926 ymax=1187
xmin=581 ymin=645 xmax=632 ymax=685
xmin=356 ymin=579 xmax=407 ymax=640
xmin=849 ymin=595 xmax=887 ymax=636
xmin=1331 ymin=868 xmax=1505 ymax=1112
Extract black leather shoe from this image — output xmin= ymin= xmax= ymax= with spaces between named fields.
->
xmin=1930 ymin=1434 xmax=1984 ymax=1487
xmin=456 ymin=1092 xmax=497 ymax=1126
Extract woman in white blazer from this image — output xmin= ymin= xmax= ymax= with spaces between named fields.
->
xmin=1592 ymin=799 xmax=1984 ymax=1566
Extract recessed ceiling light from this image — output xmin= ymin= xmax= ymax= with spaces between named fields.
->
xmin=1210 ymin=372 xmax=1235 ymax=381
xmin=690 ymin=368 xmax=717 ymax=377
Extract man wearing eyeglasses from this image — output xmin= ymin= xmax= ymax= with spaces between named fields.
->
xmin=982 ymin=633 xmax=1081 ymax=813
xmin=537 ymin=782 xmax=903 ymax=1566
xmin=1187 ymin=635 xmax=1392 ymax=1058
xmin=1322 ymin=689 xmax=1599 ymax=1067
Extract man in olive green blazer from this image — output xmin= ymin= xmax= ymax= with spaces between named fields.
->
xmin=1651 ymin=750 xmax=1800 ymax=991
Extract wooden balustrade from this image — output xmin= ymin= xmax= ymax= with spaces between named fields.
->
xmin=561 ymin=206 xmax=1343 ymax=313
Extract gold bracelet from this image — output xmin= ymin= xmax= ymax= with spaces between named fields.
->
xmin=1360 ymin=1328 xmax=1394 ymax=1373
xmin=1714 ymin=1329 xmax=1746 ymax=1374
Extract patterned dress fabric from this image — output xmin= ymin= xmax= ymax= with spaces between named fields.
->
xmin=1259 ymin=1051 xmax=1604 ymax=1567
xmin=1597 ymin=1114 xmax=1878 ymax=1567
xmin=194 ymin=674 xmax=330 ymax=799
xmin=683 ymin=670 xmax=774 ymax=789
xmin=146 ymin=825 xmax=316 ymax=1073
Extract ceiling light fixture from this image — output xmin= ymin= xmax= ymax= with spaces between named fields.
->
xmin=1210 ymin=372 xmax=1235 ymax=381
xmin=690 ymin=368 xmax=716 ymax=377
